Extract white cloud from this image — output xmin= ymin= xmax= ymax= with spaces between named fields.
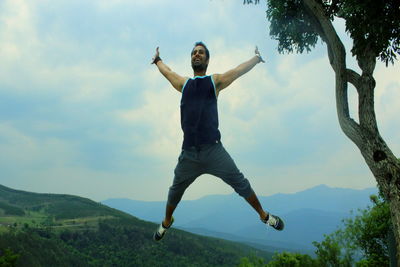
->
xmin=116 ymin=69 xmax=182 ymax=160
xmin=375 ymin=62 xmax=400 ymax=155
xmin=96 ymin=0 xmax=167 ymax=10
xmin=1 ymin=0 xmax=396 ymax=203
xmin=0 ymin=0 xmax=38 ymax=89
xmin=0 ymin=123 xmax=78 ymax=169
xmin=0 ymin=0 xmax=138 ymax=101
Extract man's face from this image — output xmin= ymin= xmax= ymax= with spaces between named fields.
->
xmin=191 ymin=45 xmax=209 ymax=72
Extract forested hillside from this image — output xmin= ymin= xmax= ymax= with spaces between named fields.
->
xmin=0 ymin=184 xmax=271 ymax=266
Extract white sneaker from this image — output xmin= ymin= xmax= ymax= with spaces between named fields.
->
xmin=153 ymin=217 xmax=174 ymax=241
xmin=262 ymin=213 xmax=284 ymax=231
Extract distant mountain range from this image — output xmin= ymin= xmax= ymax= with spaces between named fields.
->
xmin=102 ymin=184 xmax=378 ymax=252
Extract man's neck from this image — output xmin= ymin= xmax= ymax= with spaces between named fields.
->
xmin=193 ymin=71 xmax=207 ymax=77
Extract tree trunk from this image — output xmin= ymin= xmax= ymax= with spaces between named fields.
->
xmin=303 ymin=0 xmax=400 ymax=264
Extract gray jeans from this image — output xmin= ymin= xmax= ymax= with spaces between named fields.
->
xmin=167 ymin=141 xmax=254 ymax=207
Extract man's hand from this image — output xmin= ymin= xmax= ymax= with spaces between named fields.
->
xmin=151 ymin=47 xmax=161 ymax=64
xmin=255 ymin=46 xmax=265 ymax=63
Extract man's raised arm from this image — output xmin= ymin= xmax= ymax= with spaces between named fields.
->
xmin=152 ymin=47 xmax=187 ymax=92
xmin=213 ymin=46 xmax=265 ymax=94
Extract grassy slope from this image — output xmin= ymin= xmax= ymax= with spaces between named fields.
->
xmin=0 ymin=184 xmax=273 ymax=266
xmin=0 ymin=184 xmax=132 ymax=230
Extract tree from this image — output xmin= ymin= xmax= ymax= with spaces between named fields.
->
xmin=313 ymin=235 xmax=353 ymax=267
xmin=239 ymin=252 xmax=318 ymax=267
xmin=331 ymin=195 xmax=391 ymax=266
xmin=238 ymin=253 xmax=267 ymax=267
xmin=311 ymin=194 xmax=391 ymax=266
xmin=0 ymin=248 xmax=19 ymax=267
xmin=238 ymin=194 xmax=390 ymax=266
xmin=245 ymin=0 xmax=400 ymax=263
xmin=266 ymin=252 xmax=318 ymax=267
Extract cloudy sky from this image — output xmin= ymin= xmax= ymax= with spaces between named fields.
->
xmin=1 ymin=0 xmax=399 ymax=202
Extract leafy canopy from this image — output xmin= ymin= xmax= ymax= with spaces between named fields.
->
xmin=248 ymin=0 xmax=400 ymax=65
xmin=238 ymin=194 xmax=390 ymax=266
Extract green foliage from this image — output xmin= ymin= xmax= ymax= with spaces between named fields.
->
xmin=0 ymin=184 xmax=272 ymax=267
xmin=266 ymin=0 xmax=320 ymax=54
xmin=336 ymin=195 xmax=390 ymax=266
xmin=239 ymin=251 xmax=318 ymax=267
xmin=0 ymin=248 xmax=19 ymax=267
xmin=313 ymin=235 xmax=353 ymax=266
xmin=238 ymin=253 xmax=267 ymax=267
xmin=0 ymin=230 xmax=86 ymax=267
xmin=45 ymin=198 xmax=119 ymax=220
xmin=312 ymin=194 xmax=390 ymax=266
xmin=333 ymin=0 xmax=400 ymax=65
xmin=239 ymin=195 xmax=390 ymax=267
xmin=0 ymin=184 xmax=129 ymax=229
xmin=266 ymin=252 xmax=318 ymax=267
xmin=0 ymin=218 xmax=269 ymax=267
xmin=0 ymin=202 xmax=25 ymax=216
xmin=248 ymin=0 xmax=400 ymax=65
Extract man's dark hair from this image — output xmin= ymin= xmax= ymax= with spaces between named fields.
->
xmin=191 ymin=41 xmax=210 ymax=60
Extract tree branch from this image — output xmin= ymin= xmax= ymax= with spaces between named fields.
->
xmin=302 ymin=0 xmax=363 ymax=146
xmin=346 ymin=69 xmax=361 ymax=90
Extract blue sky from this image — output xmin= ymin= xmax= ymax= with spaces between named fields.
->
xmin=0 ymin=0 xmax=399 ymax=202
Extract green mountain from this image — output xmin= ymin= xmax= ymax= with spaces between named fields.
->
xmin=0 ymin=184 xmax=272 ymax=266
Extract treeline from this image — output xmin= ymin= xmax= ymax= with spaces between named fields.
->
xmin=0 ymin=202 xmax=25 ymax=216
xmin=0 ymin=184 xmax=271 ymax=266
xmin=0 ymin=184 xmax=125 ymax=221
xmin=0 ymin=229 xmax=87 ymax=267
xmin=0 ymin=217 xmax=270 ymax=267
xmin=238 ymin=195 xmax=392 ymax=267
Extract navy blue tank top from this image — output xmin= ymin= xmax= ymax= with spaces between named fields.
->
xmin=180 ymin=75 xmax=221 ymax=149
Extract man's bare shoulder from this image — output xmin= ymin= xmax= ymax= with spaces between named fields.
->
xmin=179 ymin=77 xmax=190 ymax=92
xmin=211 ymin=73 xmax=224 ymax=90
xmin=211 ymin=73 xmax=221 ymax=83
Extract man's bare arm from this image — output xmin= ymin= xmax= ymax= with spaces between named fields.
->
xmin=213 ymin=46 xmax=264 ymax=93
xmin=152 ymin=47 xmax=187 ymax=92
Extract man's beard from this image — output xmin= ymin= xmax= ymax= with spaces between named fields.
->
xmin=191 ymin=61 xmax=208 ymax=72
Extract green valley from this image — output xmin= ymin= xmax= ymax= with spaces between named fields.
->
xmin=0 ymin=184 xmax=272 ymax=266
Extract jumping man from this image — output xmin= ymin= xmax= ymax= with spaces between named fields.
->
xmin=152 ymin=42 xmax=284 ymax=241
